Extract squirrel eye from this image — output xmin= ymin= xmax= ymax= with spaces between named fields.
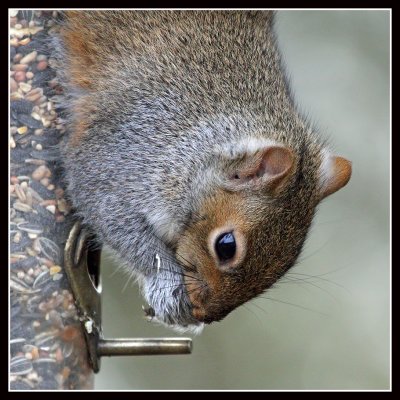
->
xmin=215 ymin=232 xmax=236 ymax=262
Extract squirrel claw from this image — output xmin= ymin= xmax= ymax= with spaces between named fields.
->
xmin=142 ymin=305 xmax=156 ymax=320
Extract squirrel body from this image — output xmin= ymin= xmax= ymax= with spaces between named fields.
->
xmin=56 ymin=11 xmax=351 ymax=332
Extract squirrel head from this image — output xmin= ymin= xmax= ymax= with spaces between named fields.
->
xmin=167 ymin=138 xmax=352 ymax=325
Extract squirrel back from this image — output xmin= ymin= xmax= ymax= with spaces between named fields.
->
xmin=56 ymin=11 xmax=351 ymax=331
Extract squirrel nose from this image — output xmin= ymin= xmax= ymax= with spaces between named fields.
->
xmin=202 ymin=315 xmax=218 ymax=324
xmin=192 ymin=305 xmax=234 ymax=324
xmin=191 ymin=307 xmax=219 ymax=324
xmin=192 ymin=311 xmax=215 ymax=324
xmin=191 ymin=307 xmax=206 ymax=322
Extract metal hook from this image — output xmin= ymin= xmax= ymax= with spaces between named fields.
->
xmin=64 ymin=222 xmax=192 ymax=373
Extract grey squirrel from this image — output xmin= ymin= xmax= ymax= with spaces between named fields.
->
xmin=56 ymin=11 xmax=351 ymax=333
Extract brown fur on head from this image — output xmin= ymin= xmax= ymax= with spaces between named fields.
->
xmin=176 ymin=143 xmax=351 ymax=323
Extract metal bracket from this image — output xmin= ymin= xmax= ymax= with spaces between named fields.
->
xmin=64 ymin=222 xmax=192 ymax=373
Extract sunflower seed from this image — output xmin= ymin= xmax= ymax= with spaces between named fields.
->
xmin=10 ymin=253 xmax=27 ymax=260
xmin=10 ymin=380 xmax=34 ymax=390
xmin=11 ymin=99 xmax=33 ymax=114
xmin=25 ymin=158 xmax=46 ymax=166
xmin=32 ymin=270 xmax=51 ymax=288
xmin=14 ymin=184 xmax=27 ymax=202
xmin=17 ymin=222 xmax=43 ymax=235
xmin=14 ymin=218 xmax=27 ymax=224
xmin=11 ymin=276 xmax=30 ymax=290
xmin=32 ymin=358 xmax=56 ymax=364
xmin=13 ymin=201 xmax=32 ymax=213
xmin=12 ymin=256 xmax=38 ymax=271
xmin=37 ymin=237 xmax=60 ymax=263
xmin=28 ymin=181 xmax=51 ymax=200
xmin=11 ymin=285 xmax=40 ymax=296
xmin=10 ymin=356 xmax=33 ymax=376
xmin=30 ymin=148 xmax=59 ymax=161
xmin=10 ymin=338 xmax=26 ymax=345
xmin=17 ymin=176 xmax=31 ymax=182
xmin=34 ymin=335 xmax=56 ymax=347
xmin=10 ymin=338 xmax=26 ymax=353
xmin=17 ymin=113 xmax=43 ymax=129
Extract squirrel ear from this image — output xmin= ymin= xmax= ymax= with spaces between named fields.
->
xmin=319 ymin=152 xmax=352 ymax=200
xmin=227 ymin=145 xmax=295 ymax=191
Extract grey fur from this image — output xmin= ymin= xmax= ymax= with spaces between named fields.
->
xmin=55 ymin=11 xmax=331 ymax=332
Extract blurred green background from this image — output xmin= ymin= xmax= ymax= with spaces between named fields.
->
xmin=95 ymin=10 xmax=390 ymax=390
